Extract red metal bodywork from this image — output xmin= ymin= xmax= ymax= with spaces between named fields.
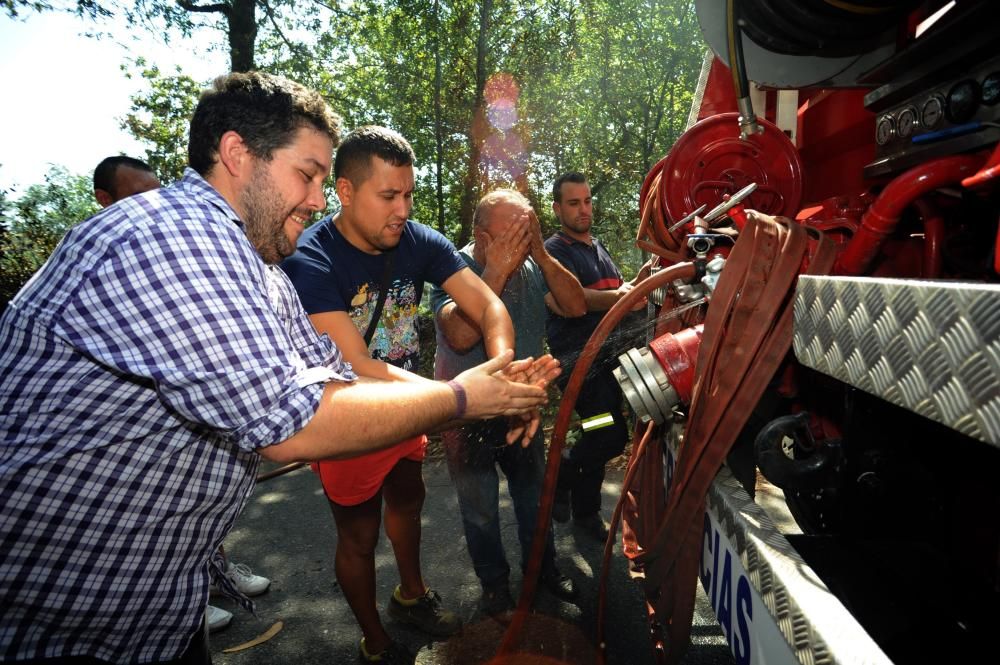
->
xmin=619 ymin=4 xmax=1000 ymax=664
xmin=796 ymin=89 xmax=876 ymax=204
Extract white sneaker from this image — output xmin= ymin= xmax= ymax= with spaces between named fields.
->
xmin=225 ymin=562 xmax=271 ymax=597
xmin=205 ymin=605 xmax=232 ymax=633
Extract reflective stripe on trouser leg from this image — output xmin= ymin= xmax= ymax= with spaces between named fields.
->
xmin=581 ymin=412 xmax=616 ymax=432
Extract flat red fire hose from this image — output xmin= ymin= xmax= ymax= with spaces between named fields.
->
xmin=637 ymin=215 xmax=836 ymax=663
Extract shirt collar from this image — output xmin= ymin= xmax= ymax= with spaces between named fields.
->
xmin=556 ymin=230 xmax=597 ymax=249
xmin=178 ymin=168 xmax=244 ymax=226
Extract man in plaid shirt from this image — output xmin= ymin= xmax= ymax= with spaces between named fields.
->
xmin=0 ymin=72 xmax=554 ymax=665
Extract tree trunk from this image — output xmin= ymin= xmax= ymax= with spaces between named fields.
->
xmin=456 ymin=0 xmax=492 ymax=248
xmin=433 ymin=0 xmax=445 ymax=234
xmin=228 ymin=0 xmax=258 ymax=72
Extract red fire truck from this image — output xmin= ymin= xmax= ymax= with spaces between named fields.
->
xmin=540 ymin=2 xmax=1000 ymax=664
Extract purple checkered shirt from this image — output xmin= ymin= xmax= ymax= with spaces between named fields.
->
xmin=0 ymin=169 xmax=355 ymax=663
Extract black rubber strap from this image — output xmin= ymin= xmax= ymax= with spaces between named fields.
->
xmin=363 ymin=250 xmax=395 ymax=346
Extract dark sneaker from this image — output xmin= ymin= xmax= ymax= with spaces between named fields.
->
xmin=358 ymin=639 xmax=414 ymax=664
xmin=573 ymin=513 xmax=610 ymax=542
xmin=480 ymin=580 xmax=515 ymax=616
xmin=387 ymin=588 xmax=462 ymax=637
xmin=539 ymin=567 xmax=577 ymax=600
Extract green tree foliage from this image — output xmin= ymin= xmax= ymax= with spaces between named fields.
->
xmin=0 ymin=166 xmax=99 ymax=309
xmin=318 ymin=0 xmax=703 ymax=272
xmin=7 ymin=0 xmax=704 ymax=291
xmin=309 ymin=0 xmax=460 ymax=239
xmin=122 ymin=61 xmax=202 ymax=184
xmin=4 ymin=0 xmax=329 ymax=72
xmin=533 ymin=0 xmax=703 ymax=266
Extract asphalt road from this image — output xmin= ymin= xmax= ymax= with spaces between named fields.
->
xmin=209 ymin=455 xmax=736 ymax=665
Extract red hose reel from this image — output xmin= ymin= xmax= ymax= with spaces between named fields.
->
xmin=645 ymin=112 xmax=804 ymax=246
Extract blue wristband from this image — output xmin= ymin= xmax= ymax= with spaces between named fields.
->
xmin=446 ymin=380 xmax=467 ymax=419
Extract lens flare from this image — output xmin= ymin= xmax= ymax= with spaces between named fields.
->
xmin=485 ymin=73 xmax=520 ymax=131
xmin=487 ymin=101 xmax=518 ymax=132
xmin=482 ymin=132 xmax=527 ymax=179
xmin=479 ymin=73 xmax=528 ymax=179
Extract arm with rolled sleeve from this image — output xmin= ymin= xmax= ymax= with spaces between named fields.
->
xmin=545 ymin=235 xmax=634 ymax=313
xmin=55 ymin=216 xmax=548 ymax=461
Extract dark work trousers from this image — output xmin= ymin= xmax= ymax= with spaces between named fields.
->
xmin=557 ymin=365 xmax=629 ymax=518
xmin=442 ymin=417 xmax=558 ymax=587
xmin=13 ymin=623 xmax=212 ymax=665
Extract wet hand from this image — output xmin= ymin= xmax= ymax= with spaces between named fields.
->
xmin=454 ymin=350 xmax=548 ymax=420
xmin=501 ymin=354 xmax=561 ymax=389
xmin=617 ymin=282 xmax=647 ymax=311
xmin=483 ymin=216 xmax=530 ymax=278
xmin=526 ymin=209 xmax=547 ymax=262
xmin=498 ymin=355 xmax=560 ymax=447
xmin=505 ymin=409 xmax=543 ymax=447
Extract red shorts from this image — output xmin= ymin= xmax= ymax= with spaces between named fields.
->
xmin=311 ymin=434 xmax=427 ymax=506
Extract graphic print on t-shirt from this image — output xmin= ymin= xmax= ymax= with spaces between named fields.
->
xmin=348 ymin=278 xmax=420 ymax=371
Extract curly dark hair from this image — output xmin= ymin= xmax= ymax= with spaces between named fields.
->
xmin=188 ymin=71 xmax=342 ymax=176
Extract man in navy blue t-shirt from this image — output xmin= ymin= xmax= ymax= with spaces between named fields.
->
xmin=282 ymin=127 xmax=550 ymax=663
xmin=544 ymin=172 xmax=650 ymax=543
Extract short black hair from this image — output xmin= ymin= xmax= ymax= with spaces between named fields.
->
xmin=334 ymin=125 xmax=415 ymax=186
xmin=552 ymin=172 xmax=588 ymax=203
xmin=93 ymin=156 xmax=153 ymax=196
xmin=188 ymin=71 xmax=342 ymax=176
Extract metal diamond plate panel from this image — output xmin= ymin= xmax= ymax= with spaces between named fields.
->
xmin=794 ymin=276 xmax=1000 ymax=448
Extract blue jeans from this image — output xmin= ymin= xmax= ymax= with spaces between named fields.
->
xmin=442 ymin=418 xmax=557 ymax=587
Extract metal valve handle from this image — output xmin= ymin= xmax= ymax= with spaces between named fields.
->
xmin=702 ymin=182 xmax=758 ymax=223
xmin=668 ymin=203 xmax=708 ymax=234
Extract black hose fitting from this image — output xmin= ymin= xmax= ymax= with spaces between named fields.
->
xmin=754 ymin=411 xmax=838 ymax=490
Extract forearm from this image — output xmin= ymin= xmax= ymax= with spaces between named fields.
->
xmin=480 ymin=299 xmax=515 ymax=357
xmin=436 ymin=264 xmax=511 ymax=352
xmin=262 ymin=377 xmax=457 ymax=463
xmin=583 ymin=287 xmax=621 ymax=312
xmin=537 ymin=254 xmax=585 ymax=317
xmin=436 ymin=304 xmax=483 ymax=353
xmin=479 ymin=264 xmax=512 ymax=298
xmin=440 ymin=267 xmax=513 ymax=359
xmin=350 ymin=354 xmax=432 ymax=384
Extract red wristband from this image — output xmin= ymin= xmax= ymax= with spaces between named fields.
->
xmin=446 ymin=380 xmax=467 ymax=419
